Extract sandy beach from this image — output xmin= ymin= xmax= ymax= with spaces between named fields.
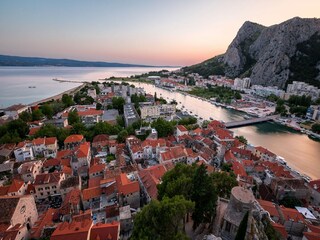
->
xmin=28 ymin=83 xmax=86 ymax=106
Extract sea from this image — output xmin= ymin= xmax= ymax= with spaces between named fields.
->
xmin=0 ymin=66 xmax=174 ymax=108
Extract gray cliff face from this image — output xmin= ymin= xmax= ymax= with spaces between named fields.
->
xmin=223 ymin=21 xmax=265 ymax=77
xmin=223 ymin=17 xmax=320 ymax=88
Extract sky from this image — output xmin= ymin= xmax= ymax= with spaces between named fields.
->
xmin=0 ymin=0 xmax=320 ymax=66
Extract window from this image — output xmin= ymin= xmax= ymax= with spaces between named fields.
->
xmin=225 ymin=221 xmax=231 ymax=232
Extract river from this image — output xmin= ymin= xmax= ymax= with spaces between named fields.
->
xmin=129 ymin=82 xmax=320 ymax=180
xmin=0 ymin=67 xmax=319 ymax=179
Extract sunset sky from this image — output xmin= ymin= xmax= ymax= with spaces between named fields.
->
xmin=0 ymin=0 xmax=319 ymax=66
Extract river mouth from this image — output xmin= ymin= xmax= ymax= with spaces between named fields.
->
xmin=109 ymin=80 xmax=320 ymax=179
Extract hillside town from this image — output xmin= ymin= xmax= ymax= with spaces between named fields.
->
xmin=0 ymin=77 xmax=319 ymax=240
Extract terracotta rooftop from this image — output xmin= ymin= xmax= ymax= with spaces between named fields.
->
xmin=89 ymin=222 xmax=120 ymax=240
xmin=82 ymin=187 xmax=102 ymax=201
xmin=271 ymin=222 xmax=288 ymax=239
xmin=255 ymin=146 xmax=276 ymax=157
xmin=141 ymin=138 xmax=166 ymax=148
xmin=43 ymin=158 xmax=61 ymax=168
xmin=116 ymin=173 xmax=139 ymax=195
xmin=64 ymin=134 xmax=84 ymax=144
xmin=7 ymin=179 xmax=24 ymax=193
xmin=50 ymin=218 xmax=92 ymax=240
xmin=89 ymin=163 xmax=105 ymax=175
xmin=28 ymin=127 xmax=40 ymax=136
xmin=138 ymin=165 xmax=166 ymax=200
xmin=34 ymin=172 xmax=63 ymax=185
xmin=92 ymin=134 xmax=109 ymax=143
xmin=177 ymin=125 xmax=188 ymax=132
xmin=279 ymin=206 xmax=305 ymax=222
xmin=257 ymin=199 xmax=280 ymax=218
xmin=30 ymin=208 xmax=56 ymax=239
xmin=76 ymin=142 xmax=90 ymax=158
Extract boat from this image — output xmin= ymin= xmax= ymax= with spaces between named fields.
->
xmin=28 ymin=86 xmax=36 ymax=88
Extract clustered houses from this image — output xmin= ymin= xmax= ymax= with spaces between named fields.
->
xmin=14 ymin=137 xmax=58 ymax=161
xmin=1 ymin=77 xmax=320 ymax=239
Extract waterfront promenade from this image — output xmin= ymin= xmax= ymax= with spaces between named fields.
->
xmin=28 ymin=83 xmax=86 ymax=106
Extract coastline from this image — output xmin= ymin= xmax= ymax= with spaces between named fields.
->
xmin=28 ymin=83 xmax=86 ymax=106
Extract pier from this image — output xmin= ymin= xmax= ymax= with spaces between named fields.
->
xmin=225 ymin=115 xmax=278 ymax=128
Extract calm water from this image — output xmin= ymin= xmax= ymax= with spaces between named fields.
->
xmin=0 ymin=67 xmax=319 ymax=179
xmin=0 ymin=66 xmax=172 ymax=108
xmin=129 ymin=82 xmax=320 ymax=180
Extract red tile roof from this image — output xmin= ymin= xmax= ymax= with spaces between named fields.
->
xmin=77 ymin=109 xmax=103 ymax=117
xmin=141 ymin=138 xmax=166 ymax=148
xmin=34 ymin=172 xmax=63 ymax=185
xmin=309 ymin=179 xmax=320 ymax=193
xmin=82 ymin=187 xmax=102 ymax=201
xmin=89 ymin=163 xmax=105 ymax=175
xmin=303 ymin=232 xmax=320 ymax=240
xmin=50 ymin=218 xmax=92 ymax=240
xmin=280 ymin=206 xmax=305 ymax=222
xmin=64 ymin=135 xmax=84 ymax=144
xmin=45 ymin=137 xmax=57 ymax=145
xmin=30 ymin=208 xmax=56 ymax=239
xmin=271 ymin=222 xmax=288 ymax=239
xmin=0 ymin=186 xmax=9 ymax=196
xmin=28 ymin=127 xmax=40 ymax=136
xmin=177 ymin=125 xmax=188 ymax=132
xmin=138 ymin=165 xmax=167 ymax=200
xmin=93 ymin=134 xmax=109 ymax=143
xmin=43 ymin=158 xmax=61 ymax=168
xmin=89 ymin=222 xmax=120 ymax=240
xmin=255 ymin=146 xmax=276 ymax=158
xmin=116 ymin=173 xmax=139 ymax=195
xmin=7 ymin=179 xmax=24 ymax=193
xmin=257 ymin=199 xmax=280 ymax=218
xmin=232 ymin=161 xmax=247 ymax=177
xmin=76 ymin=142 xmax=90 ymax=158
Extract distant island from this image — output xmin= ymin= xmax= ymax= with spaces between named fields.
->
xmin=0 ymin=54 xmax=174 ymax=68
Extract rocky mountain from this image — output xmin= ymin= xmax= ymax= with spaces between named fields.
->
xmin=183 ymin=17 xmax=320 ymax=89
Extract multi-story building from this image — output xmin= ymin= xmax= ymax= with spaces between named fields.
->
xmin=0 ymin=195 xmax=38 ymax=232
xmin=116 ymin=173 xmax=140 ymax=209
xmin=233 ymin=77 xmax=251 ymax=90
xmin=286 ymin=81 xmax=320 ymax=100
xmin=123 ymin=104 xmax=140 ymax=127
xmin=18 ymin=160 xmax=43 ymax=183
xmin=14 ymin=141 xmax=34 ymax=162
xmin=33 ymin=172 xmax=65 ymax=200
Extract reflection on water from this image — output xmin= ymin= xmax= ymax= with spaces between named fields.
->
xmin=132 ymin=82 xmax=320 ymax=179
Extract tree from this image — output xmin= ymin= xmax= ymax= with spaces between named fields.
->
xmin=96 ymin=103 xmax=103 ymax=110
xmin=279 ymin=196 xmax=302 ymax=208
xmin=235 ymin=211 xmax=249 ymax=240
xmin=112 ymin=97 xmax=125 ymax=114
xmin=62 ymin=94 xmax=74 ymax=107
xmin=68 ymin=110 xmax=80 ymax=125
xmin=211 ymin=172 xmax=238 ymax=198
xmin=7 ymin=119 xmax=29 ymax=139
xmin=41 ymin=104 xmax=54 ymax=119
xmin=311 ymin=123 xmax=320 ymax=133
xmin=235 ymin=135 xmax=248 ymax=145
xmin=116 ymin=130 xmax=128 ymax=143
xmin=32 ymin=109 xmax=44 ymax=121
xmin=157 ymin=163 xmax=197 ymax=201
xmin=19 ymin=111 xmax=32 ymax=122
xmin=221 ymin=163 xmax=232 ymax=172
xmin=151 ymin=118 xmax=174 ymax=138
xmin=191 ymin=164 xmax=217 ymax=230
xmin=131 ymin=196 xmax=194 ymax=240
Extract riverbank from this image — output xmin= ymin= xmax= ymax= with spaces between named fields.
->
xmin=28 ymin=83 xmax=86 ymax=106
